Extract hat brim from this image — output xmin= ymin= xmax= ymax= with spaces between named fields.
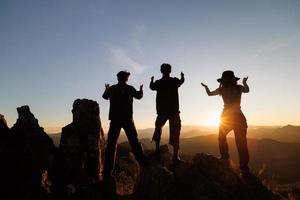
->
xmin=217 ymin=77 xmax=240 ymax=82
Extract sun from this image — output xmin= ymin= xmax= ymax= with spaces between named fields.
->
xmin=205 ymin=112 xmax=220 ymax=127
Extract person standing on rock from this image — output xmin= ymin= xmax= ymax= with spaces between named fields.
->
xmin=102 ymin=71 xmax=147 ymax=178
xmin=201 ymin=70 xmax=250 ymax=175
xmin=150 ymin=63 xmax=185 ymax=165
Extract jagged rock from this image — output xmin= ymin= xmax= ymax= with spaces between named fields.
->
xmin=115 ymin=152 xmax=140 ymax=196
xmin=132 ymin=145 xmax=281 ymax=200
xmin=0 ymin=114 xmax=11 ymax=197
xmin=0 ymin=114 xmax=9 ymax=153
xmin=58 ymin=99 xmax=105 ymax=197
xmin=6 ymin=106 xmax=56 ymax=199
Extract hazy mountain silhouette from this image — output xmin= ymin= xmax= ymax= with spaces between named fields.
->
xmin=118 ymin=134 xmax=300 ymax=184
xmin=248 ymin=125 xmax=300 ymax=143
xmin=48 ymin=125 xmax=300 ymax=184
xmin=180 ymin=135 xmax=300 ymax=183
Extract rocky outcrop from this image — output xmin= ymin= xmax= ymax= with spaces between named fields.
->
xmin=5 ymin=106 xmax=56 ymax=199
xmin=115 ymin=144 xmax=282 ymax=200
xmin=0 ymin=114 xmax=9 ymax=154
xmin=58 ymin=99 xmax=105 ymax=197
xmin=0 ymin=105 xmax=284 ymax=200
xmin=0 ymin=114 xmax=11 ymax=197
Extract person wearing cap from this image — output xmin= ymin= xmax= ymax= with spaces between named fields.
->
xmin=150 ymin=63 xmax=185 ymax=165
xmin=102 ymin=71 xmax=147 ymax=178
xmin=201 ymin=70 xmax=250 ymax=175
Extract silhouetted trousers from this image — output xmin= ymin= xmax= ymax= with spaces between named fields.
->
xmin=152 ymin=113 xmax=181 ymax=148
xmin=219 ymin=125 xmax=249 ymax=170
xmin=104 ymin=119 xmax=145 ymax=178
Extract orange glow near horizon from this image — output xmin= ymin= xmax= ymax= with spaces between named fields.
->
xmin=204 ymin=112 xmax=220 ymax=127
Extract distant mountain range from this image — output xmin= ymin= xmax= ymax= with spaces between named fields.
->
xmin=247 ymin=125 xmax=300 ymax=143
xmin=48 ymin=125 xmax=300 ymax=183
xmin=124 ymin=135 xmax=300 ymax=184
xmin=49 ymin=124 xmax=300 ymax=146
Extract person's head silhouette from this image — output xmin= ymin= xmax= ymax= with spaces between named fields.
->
xmin=217 ymin=70 xmax=239 ymax=87
xmin=160 ymin=63 xmax=171 ymax=76
xmin=117 ymin=71 xmax=130 ymax=83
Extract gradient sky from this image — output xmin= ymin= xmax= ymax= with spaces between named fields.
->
xmin=1 ymin=0 xmax=300 ymax=132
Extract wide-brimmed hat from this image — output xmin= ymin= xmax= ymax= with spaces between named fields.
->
xmin=217 ymin=70 xmax=240 ymax=82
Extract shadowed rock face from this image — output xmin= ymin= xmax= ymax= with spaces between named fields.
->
xmin=0 ymin=114 xmax=10 ymax=196
xmin=0 ymin=114 xmax=9 ymax=153
xmin=59 ymin=99 xmax=105 ymax=195
xmin=6 ymin=106 xmax=56 ymax=199
xmin=115 ymin=144 xmax=281 ymax=200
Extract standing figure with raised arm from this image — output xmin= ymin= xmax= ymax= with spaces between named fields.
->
xmin=102 ymin=71 xmax=147 ymax=179
xmin=150 ymin=63 xmax=185 ymax=165
xmin=201 ymin=70 xmax=250 ymax=175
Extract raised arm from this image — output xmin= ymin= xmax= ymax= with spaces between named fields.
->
xmin=201 ymin=83 xmax=220 ymax=96
xmin=241 ymin=77 xmax=249 ymax=93
xmin=102 ymin=84 xmax=110 ymax=100
xmin=179 ymin=72 xmax=185 ymax=85
xmin=149 ymin=76 xmax=157 ymax=90
xmin=133 ymin=85 xmax=143 ymax=99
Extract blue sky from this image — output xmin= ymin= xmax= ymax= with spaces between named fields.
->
xmin=1 ymin=0 xmax=300 ymax=132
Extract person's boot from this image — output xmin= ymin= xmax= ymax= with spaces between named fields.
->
xmin=153 ymin=145 xmax=161 ymax=159
xmin=220 ymin=157 xmax=230 ymax=168
xmin=240 ymin=166 xmax=252 ymax=178
xmin=172 ymin=156 xmax=185 ymax=166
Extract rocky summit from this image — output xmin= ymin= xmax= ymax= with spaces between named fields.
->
xmin=115 ymin=145 xmax=282 ymax=200
xmin=0 ymin=103 xmax=283 ymax=200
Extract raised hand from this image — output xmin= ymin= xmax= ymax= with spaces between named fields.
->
xmin=140 ymin=84 xmax=143 ymax=91
xmin=201 ymin=83 xmax=208 ymax=88
xmin=151 ymin=76 xmax=154 ymax=82
xmin=105 ymin=84 xmax=110 ymax=90
xmin=181 ymin=72 xmax=184 ymax=78
xmin=242 ymin=77 xmax=248 ymax=85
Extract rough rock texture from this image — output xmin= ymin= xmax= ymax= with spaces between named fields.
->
xmin=0 ymin=114 xmax=11 ymax=197
xmin=5 ymin=106 xmax=56 ymax=200
xmin=58 ymin=99 xmax=105 ymax=197
xmin=115 ymin=145 xmax=141 ymax=196
xmin=115 ymin=144 xmax=282 ymax=200
xmin=0 ymin=114 xmax=9 ymax=155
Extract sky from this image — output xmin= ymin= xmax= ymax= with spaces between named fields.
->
xmin=1 ymin=0 xmax=300 ymax=132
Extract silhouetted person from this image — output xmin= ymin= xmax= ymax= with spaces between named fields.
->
xmin=150 ymin=63 xmax=184 ymax=165
xmin=201 ymin=70 xmax=250 ymax=175
xmin=102 ymin=71 xmax=147 ymax=178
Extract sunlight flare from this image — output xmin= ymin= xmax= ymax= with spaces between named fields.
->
xmin=205 ymin=112 xmax=220 ymax=127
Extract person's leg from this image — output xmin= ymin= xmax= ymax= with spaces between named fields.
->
xmin=218 ymin=125 xmax=231 ymax=160
xmin=152 ymin=115 xmax=168 ymax=152
xmin=123 ymin=120 xmax=147 ymax=166
xmin=103 ymin=121 xmax=121 ymax=178
xmin=169 ymin=113 xmax=182 ymax=161
xmin=233 ymin=128 xmax=250 ymax=172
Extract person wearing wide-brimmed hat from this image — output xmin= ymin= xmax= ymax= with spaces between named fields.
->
xmin=201 ymin=70 xmax=250 ymax=175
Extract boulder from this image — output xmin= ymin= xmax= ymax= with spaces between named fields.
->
xmin=125 ymin=145 xmax=282 ymax=200
xmin=59 ymin=99 xmax=105 ymax=197
xmin=7 ymin=105 xmax=56 ymax=199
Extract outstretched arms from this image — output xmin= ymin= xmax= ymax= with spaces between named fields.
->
xmin=201 ymin=83 xmax=220 ymax=96
xmin=102 ymin=84 xmax=110 ymax=100
xmin=241 ymin=77 xmax=249 ymax=93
